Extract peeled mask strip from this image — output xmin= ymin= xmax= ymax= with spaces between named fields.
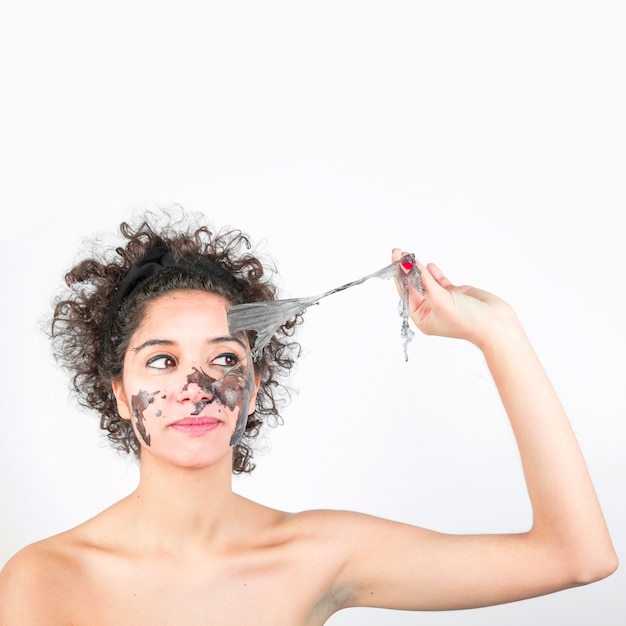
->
xmin=227 ymin=254 xmax=424 ymax=360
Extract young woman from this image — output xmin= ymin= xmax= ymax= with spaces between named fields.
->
xmin=0 ymin=211 xmax=617 ymax=625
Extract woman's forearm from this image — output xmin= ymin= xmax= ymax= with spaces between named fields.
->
xmin=479 ymin=317 xmax=617 ymax=581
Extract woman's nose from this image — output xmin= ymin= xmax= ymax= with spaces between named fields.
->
xmin=176 ymin=380 xmax=214 ymax=404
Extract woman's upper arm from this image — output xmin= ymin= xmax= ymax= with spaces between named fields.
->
xmin=331 ymin=511 xmax=610 ymax=612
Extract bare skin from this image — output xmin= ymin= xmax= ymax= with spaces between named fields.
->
xmin=0 ymin=254 xmax=618 ymax=625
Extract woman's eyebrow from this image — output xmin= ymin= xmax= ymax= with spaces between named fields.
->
xmin=131 ymin=338 xmax=174 ymax=353
xmin=208 ymin=335 xmax=249 ymax=350
xmin=131 ymin=335 xmax=248 ymax=354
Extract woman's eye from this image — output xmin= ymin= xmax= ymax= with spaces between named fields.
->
xmin=212 ymin=353 xmax=239 ymax=368
xmin=146 ymin=354 xmax=176 ymax=370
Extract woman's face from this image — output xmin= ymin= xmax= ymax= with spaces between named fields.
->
xmin=112 ymin=289 xmax=258 ymax=469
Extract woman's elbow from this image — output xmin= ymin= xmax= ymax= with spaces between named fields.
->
xmin=568 ymin=546 xmax=619 ymax=587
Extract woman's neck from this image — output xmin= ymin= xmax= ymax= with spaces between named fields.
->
xmin=124 ymin=453 xmax=238 ymax=552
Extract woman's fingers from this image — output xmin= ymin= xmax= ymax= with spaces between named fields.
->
xmin=391 ymin=250 xmax=443 ymax=307
xmin=426 ymin=262 xmax=454 ymax=290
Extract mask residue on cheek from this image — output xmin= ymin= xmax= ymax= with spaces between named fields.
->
xmin=183 ymin=365 xmax=255 ymax=447
xmin=131 ymin=389 xmax=160 ymax=447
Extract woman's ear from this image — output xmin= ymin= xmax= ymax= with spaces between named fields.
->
xmin=111 ymin=380 xmax=132 ymax=420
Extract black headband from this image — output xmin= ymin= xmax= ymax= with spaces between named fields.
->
xmin=104 ymin=243 xmax=239 ymax=347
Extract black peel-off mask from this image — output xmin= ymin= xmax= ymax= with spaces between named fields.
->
xmin=129 ymin=353 xmax=256 ymax=449
xmin=182 ymin=360 xmax=256 ymax=446
xmin=227 ymin=254 xmax=423 ymax=361
xmin=131 ymin=390 xmax=160 ymax=447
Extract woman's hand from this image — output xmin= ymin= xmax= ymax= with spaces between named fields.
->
xmin=392 ymin=248 xmax=518 ymax=349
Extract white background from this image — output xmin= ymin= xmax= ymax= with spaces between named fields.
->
xmin=1 ymin=1 xmax=624 ymax=624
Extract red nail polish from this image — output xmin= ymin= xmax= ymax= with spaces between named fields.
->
xmin=401 ymin=260 xmax=414 ymax=270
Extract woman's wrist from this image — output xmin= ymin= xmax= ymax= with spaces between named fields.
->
xmin=469 ymin=307 xmax=526 ymax=356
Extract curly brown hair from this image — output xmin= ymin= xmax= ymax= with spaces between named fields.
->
xmin=50 ymin=209 xmax=301 ymax=473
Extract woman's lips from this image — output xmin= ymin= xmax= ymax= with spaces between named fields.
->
xmin=169 ymin=417 xmax=221 ymax=435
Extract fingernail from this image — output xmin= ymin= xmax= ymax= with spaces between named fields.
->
xmin=400 ymin=254 xmax=415 ymax=270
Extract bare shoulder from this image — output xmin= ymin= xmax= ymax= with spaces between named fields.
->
xmin=266 ymin=505 xmax=424 ymax=556
xmin=241 ymin=499 xmax=377 ymax=544
xmin=280 ymin=507 xmax=418 ymax=539
xmin=0 ymin=504 xmax=120 ymax=624
xmin=0 ymin=531 xmax=86 ymax=624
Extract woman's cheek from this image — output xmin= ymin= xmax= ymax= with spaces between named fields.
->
xmin=130 ymin=388 xmax=165 ymax=447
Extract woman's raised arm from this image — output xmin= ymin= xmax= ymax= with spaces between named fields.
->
xmin=329 ymin=251 xmax=617 ymax=611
